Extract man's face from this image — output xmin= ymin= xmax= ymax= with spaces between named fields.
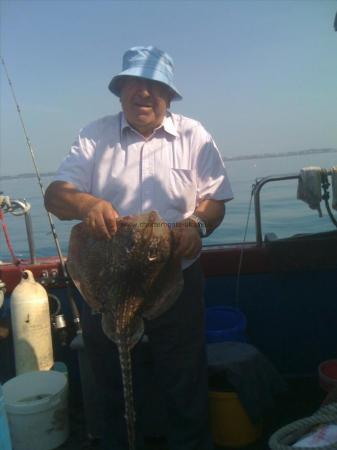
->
xmin=120 ymin=77 xmax=171 ymax=137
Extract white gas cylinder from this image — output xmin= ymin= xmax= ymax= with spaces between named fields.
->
xmin=10 ymin=270 xmax=53 ymax=374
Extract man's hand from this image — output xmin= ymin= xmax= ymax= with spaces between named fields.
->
xmin=83 ymin=199 xmax=119 ymax=240
xmin=172 ymin=218 xmax=202 ymax=259
xmin=44 ymin=181 xmax=119 ymax=240
xmin=170 ymin=199 xmax=226 ymax=259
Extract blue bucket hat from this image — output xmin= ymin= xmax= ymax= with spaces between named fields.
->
xmin=108 ymin=46 xmax=182 ymax=101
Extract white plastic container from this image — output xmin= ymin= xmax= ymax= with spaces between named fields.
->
xmin=0 ymin=384 xmax=12 ymax=450
xmin=2 ymin=370 xmax=69 ymax=450
xmin=10 ymin=270 xmax=53 ymax=374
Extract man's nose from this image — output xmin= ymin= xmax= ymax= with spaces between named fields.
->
xmin=136 ymin=80 xmax=152 ymax=95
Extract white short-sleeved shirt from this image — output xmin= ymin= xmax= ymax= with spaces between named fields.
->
xmin=55 ymin=112 xmax=233 ymax=268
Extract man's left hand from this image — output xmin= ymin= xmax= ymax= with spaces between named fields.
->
xmin=171 ymin=219 xmax=202 ymax=259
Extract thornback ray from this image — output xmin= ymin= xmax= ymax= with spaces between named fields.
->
xmin=66 ymin=210 xmax=183 ymax=349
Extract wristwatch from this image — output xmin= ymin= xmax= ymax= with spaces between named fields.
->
xmin=189 ymin=214 xmax=207 ymax=237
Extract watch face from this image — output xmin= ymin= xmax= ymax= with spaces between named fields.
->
xmin=199 ymin=220 xmax=207 ymax=237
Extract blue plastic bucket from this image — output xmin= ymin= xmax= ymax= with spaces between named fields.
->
xmin=205 ymin=306 xmax=247 ymax=344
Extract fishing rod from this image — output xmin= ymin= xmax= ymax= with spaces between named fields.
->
xmin=0 ymin=55 xmax=82 ymax=334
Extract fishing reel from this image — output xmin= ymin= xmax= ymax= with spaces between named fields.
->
xmin=0 ymin=280 xmax=9 ymax=341
xmin=48 ymin=294 xmax=68 ymax=346
xmin=0 ymin=280 xmax=5 ymax=309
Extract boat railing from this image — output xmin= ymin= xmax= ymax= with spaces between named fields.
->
xmin=0 ymin=194 xmax=36 ymax=264
xmin=252 ymin=168 xmax=337 ymax=246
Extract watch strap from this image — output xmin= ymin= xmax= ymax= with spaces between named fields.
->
xmin=189 ymin=214 xmax=207 ymax=237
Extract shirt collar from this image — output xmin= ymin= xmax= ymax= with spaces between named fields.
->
xmin=120 ymin=111 xmax=179 ymax=138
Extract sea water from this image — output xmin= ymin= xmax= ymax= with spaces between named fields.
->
xmin=0 ymin=153 xmax=336 ymax=261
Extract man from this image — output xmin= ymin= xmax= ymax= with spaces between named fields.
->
xmin=45 ymin=46 xmax=233 ymax=450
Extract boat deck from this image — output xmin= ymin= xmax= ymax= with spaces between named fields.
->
xmin=57 ymin=376 xmax=324 ymax=450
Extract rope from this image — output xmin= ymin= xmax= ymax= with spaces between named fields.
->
xmin=269 ymin=403 xmax=337 ymax=450
xmin=0 ymin=209 xmax=21 ymax=265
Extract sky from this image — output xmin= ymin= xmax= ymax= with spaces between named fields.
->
xmin=1 ymin=0 xmax=337 ymax=176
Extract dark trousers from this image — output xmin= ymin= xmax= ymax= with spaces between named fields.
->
xmin=81 ymin=259 xmax=213 ymax=450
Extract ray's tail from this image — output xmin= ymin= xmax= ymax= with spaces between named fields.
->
xmin=118 ymin=342 xmax=136 ymax=450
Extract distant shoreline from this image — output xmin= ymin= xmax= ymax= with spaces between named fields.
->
xmin=0 ymin=171 xmax=56 ymax=182
xmin=224 ymin=148 xmax=337 ymax=161
xmin=1 ymin=148 xmax=336 ymax=181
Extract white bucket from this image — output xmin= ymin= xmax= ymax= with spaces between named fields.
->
xmin=0 ymin=384 xmax=12 ymax=450
xmin=2 ymin=370 xmax=69 ymax=450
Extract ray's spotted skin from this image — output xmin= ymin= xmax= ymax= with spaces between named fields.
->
xmin=67 ymin=210 xmax=183 ymax=348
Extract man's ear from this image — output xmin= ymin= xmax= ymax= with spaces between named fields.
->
xmin=167 ymin=90 xmax=174 ymax=108
xmin=116 ymin=78 xmax=126 ymax=98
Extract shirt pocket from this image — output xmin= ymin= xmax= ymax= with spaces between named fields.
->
xmin=168 ymin=168 xmax=197 ymax=213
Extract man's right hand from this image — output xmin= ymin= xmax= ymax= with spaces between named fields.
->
xmin=82 ymin=199 xmax=119 ymax=240
xmin=44 ymin=181 xmax=119 ymax=240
